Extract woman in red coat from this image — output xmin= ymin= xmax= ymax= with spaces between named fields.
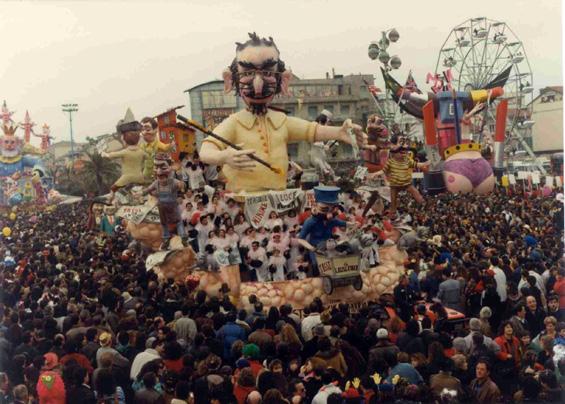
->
xmin=494 ymin=321 xmax=522 ymax=369
xmin=233 ymin=368 xmax=257 ymax=404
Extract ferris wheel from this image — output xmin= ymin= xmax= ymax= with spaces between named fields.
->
xmin=435 ymin=17 xmax=540 ymax=167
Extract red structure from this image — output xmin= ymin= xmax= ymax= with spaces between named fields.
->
xmin=155 ymin=106 xmax=196 ymax=161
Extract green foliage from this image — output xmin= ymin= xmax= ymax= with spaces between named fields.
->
xmin=79 ymin=149 xmax=120 ymax=196
xmin=54 ymin=148 xmax=119 ymax=196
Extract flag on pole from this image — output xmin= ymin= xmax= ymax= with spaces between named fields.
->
xmin=404 ymin=70 xmax=422 ymax=94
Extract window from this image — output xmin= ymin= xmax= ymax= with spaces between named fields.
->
xmin=338 ymin=85 xmax=343 ymax=95
xmin=341 ymin=104 xmax=350 ymax=114
xmin=286 ymin=106 xmax=295 ymax=116
xmin=308 ymin=105 xmax=318 ymax=119
xmin=323 ymin=105 xmax=334 ymax=113
xmin=163 ymin=115 xmax=170 ymax=125
xmin=201 ymin=90 xmax=237 ymax=108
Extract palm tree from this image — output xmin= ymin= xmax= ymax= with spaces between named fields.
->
xmin=79 ymin=148 xmax=119 ymax=196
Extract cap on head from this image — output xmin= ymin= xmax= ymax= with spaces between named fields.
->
xmin=313 ymin=185 xmax=341 ymax=205
xmin=376 ymin=328 xmax=389 ymax=339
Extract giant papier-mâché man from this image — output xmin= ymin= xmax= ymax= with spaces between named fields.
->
xmin=0 ymin=124 xmax=44 ymax=178
xmin=199 ymin=32 xmax=368 ymax=193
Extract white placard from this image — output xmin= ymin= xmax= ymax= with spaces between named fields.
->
xmin=508 ymin=174 xmax=516 ymax=185
xmin=412 ymin=172 xmax=424 ymax=179
xmin=517 ymin=171 xmax=527 ymax=180
xmin=545 ymin=176 xmax=554 ymax=188
xmin=531 ymin=172 xmax=541 ymax=185
xmin=556 ymin=177 xmax=563 ymax=187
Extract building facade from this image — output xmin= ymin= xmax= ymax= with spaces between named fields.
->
xmin=531 ymin=86 xmax=563 ymax=153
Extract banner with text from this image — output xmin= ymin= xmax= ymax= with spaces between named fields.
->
xmin=244 ymin=189 xmax=306 ymax=228
xmin=117 ymin=204 xmax=160 ymax=224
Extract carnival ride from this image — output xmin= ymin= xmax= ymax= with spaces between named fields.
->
xmin=436 ymin=17 xmax=544 ymax=173
xmin=367 ymin=18 xmax=547 ymax=194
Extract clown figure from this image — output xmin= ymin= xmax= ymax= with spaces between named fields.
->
xmin=442 ymin=103 xmax=495 ymax=194
xmin=368 ymin=143 xmax=429 ymax=217
xmin=101 ymin=117 xmax=146 ymax=199
xmin=199 ymin=32 xmax=368 ymax=194
xmin=364 ymin=113 xmax=390 ymax=172
xmin=0 ymin=124 xmax=44 ymax=178
xmin=140 ymin=117 xmax=172 ymax=181
xmin=31 ymin=168 xmax=47 ymax=205
xmin=298 ymin=186 xmax=358 ymax=275
xmin=140 ymin=153 xmax=186 ymax=249
xmin=100 ymin=205 xmax=120 ymax=235
xmin=310 ymin=111 xmax=339 ymax=183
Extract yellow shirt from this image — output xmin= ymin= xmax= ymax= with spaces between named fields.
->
xmin=107 ymin=146 xmax=146 ymax=187
xmin=141 ymin=139 xmax=172 ymax=179
xmin=202 ymin=109 xmax=317 ymax=193
xmin=383 ymin=156 xmax=417 ymax=187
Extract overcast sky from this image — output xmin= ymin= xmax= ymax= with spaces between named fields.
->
xmin=0 ymin=0 xmax=562 ymax=147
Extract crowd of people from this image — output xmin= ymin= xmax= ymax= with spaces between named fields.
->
xmin=0 ymin=150 xmax=564 ymax=403
xmin=172 ymin=152 xmax=389 ymax=282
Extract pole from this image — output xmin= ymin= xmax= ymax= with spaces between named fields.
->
xmin=62 ymin=104 xmax=78 ymax=159
xmin=69 ymin=111 xmax=74 ymax=156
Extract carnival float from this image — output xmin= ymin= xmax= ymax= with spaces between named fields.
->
xmin=92 ymin=23 xmax=537 ymax=313
xmin=0 ymin=101 xmax=55 ymax=208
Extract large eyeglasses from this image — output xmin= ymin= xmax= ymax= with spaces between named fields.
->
xmin=237 ymin=70 xmax=279 ymax=79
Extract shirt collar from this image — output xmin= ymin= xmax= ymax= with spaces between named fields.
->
xmin=235 ymin=109 xmax=286 ymax=130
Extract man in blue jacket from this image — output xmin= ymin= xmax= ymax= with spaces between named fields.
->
xmin=298 ymin=186 xmax=347 ymax=276
xmin=216 ymin=311 xmax=247 ymax=360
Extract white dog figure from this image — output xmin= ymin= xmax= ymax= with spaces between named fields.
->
xmin=360 ymin=233 xmax=380 ymax=272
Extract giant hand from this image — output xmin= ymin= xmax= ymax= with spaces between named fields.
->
xmin=337 ymin=119 xmax=368 ymax=149
xmin=221 ymin=144 xmax=257 ymax=171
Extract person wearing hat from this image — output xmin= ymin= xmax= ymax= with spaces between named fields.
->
xmin=101 ymin=111 xmax=146 ymax=200
xmin=367 ymin=328 xmax=400 ymax=375
xmin=242 ymin=343 xmax=264 ymax=377
xmin=298 ymin=186 xmax=353 ymax=275
xmin=367 ymin=141 xmax=429 ymax=217
xmin=96 ymin=332 xmax=128 ymax=369
xmin=37 ymin=353 xmax=66 ymax=404
xmin=311 ymin=110 xmax=339 ymax=183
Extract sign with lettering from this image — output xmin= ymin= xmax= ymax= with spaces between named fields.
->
xmin=244 ymin=189 xmax=305 ymax=228
xmin=315 ymin=254 xmax=359 ymax=277
xmin=117 ymin=204 xmax=160 ymax=224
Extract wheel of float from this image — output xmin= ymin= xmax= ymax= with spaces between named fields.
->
xmin=353 ymin=276 xmax=363 ymax=291
xmin=322 ymin=276 xmax=334 ymax=294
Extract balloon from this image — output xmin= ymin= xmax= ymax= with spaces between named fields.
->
xmin=9 ymin=213 xmax=16 ymax=221
xmin=2 ymin=227 xmax=11 ymax=237
xmin=8 ymin=193 xmax=22 ymax=206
